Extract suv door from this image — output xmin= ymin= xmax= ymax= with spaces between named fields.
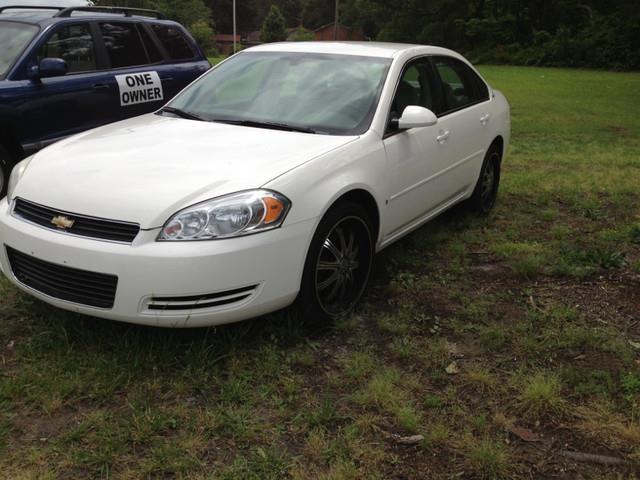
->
xmin=96 ymin=21 xmax=167 ymax=121
xmin=20 ymin=22 xmax=116 ymax=148
xmin=94 ymin=21 xmax=208 ymax=123
xmin=382 ymin=58 xmax=453 ymax=237
xmin=148 ymin=23 xmax=209 ymax=99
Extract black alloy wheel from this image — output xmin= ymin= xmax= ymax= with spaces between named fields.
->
xmin=469 ymin=144 xmax=501 ymax=213
xmin=296 ymin=202 xmax=374 ymax=321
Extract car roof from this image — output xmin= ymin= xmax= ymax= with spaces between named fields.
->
xmin=246 ymin=41 xmax=458 ymax=59
xmin=0 ymin=8 xmax=173 ymax=27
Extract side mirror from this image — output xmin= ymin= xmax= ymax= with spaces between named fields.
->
xmin=29 ymin=58 xmax=68 ymax=80
xmin=397 ymin=105 xmax=438 ymax=129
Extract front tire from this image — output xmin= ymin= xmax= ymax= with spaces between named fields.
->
xmin=295 ymin=201 xmax=374 ymax=322
xmin=0 ymin=145 xmax=13 ymax=198
xmin=468 ymin=143 xmax=501 ymax=213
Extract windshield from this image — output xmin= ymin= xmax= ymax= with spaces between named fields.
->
xmin=168 ymin=51 xmax=392 ymax=135
xmin=0 ymin=21 xmax=38 ymax=78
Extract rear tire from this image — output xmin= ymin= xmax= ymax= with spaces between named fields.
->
xmin=468 ymin=143 xmax=501 ymax=214
xmin=0 ymin=145 xmax=14 ymax=199
xmin=295 ymin=201 xmax=374 ymax=322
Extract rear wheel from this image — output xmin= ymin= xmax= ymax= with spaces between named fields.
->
xmin=0 ymin=145 xmax=13 ymax=198
xmin=296 ymin=202 xmax=374 ymax=321
xmin=468 ymin=143 xmax=501 ymax=213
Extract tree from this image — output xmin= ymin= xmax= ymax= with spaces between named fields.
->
xmin=189 ymin=20 xmax=216 ymax=54
xmin=261 ymin=5 xmax=288 ymax=43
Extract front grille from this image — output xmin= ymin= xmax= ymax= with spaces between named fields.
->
xmin=147 ymin=285 xmax=258 ymax=311
xmin=13 ymin=198 xmax=140 ymax=243
xmin=6 ymin=247 xmax=118 ymax=309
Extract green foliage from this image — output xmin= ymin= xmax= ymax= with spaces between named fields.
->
xmin=261 ymin=5 xmax=287 ymax=43
xmin=137 ymin=0 xmax=640 ymax=70
xmin=288 ymin=27 xmax=314 ymax=41
xmin=630 ymin=224 xmax=640 ymax=244
xmin=621 ymin=373 xmax=640 ymax=396
xmin=517 ymin=372 xmax=566 ymax=419
xmin=99 ymin=0 xmax=212 ymax=31
xmin=463 ymin=436 xmax=511 ymax=479
xmin=188 ymin=20 xmax=215 ymax=54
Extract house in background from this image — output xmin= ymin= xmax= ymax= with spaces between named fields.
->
xmin=213 ymin=33 xmax=241 ymax=54
xmin=313 ymin=22 xmax=365 ymax=41
xmin=217 ymin=23 xmax=366 ymax=53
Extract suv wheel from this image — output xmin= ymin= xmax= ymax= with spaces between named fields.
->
xmin=296 ymin=201 xmax=374 ymax=321
xmin=0 ymin=145 xmax=13 ymax=198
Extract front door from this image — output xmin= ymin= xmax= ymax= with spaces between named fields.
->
xmin=20 ymin=22 xmax=116 ymax=147
xmin=382 ymin=58 xmax=456 ymax=237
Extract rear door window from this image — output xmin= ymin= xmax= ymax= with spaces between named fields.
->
xmin=433 ymin=56 xmax=488 ymax=113
xmin=151 ymin=24 xmax=194 ymax=60
xmin=138 ymin=24 xmax=163 ymax=63
xmin=99 ymin=22 xmax=148 ymax=69
xmin=38 ymin=23 xmax=96 ymax=74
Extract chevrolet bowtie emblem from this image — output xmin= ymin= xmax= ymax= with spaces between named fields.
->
xmin=51 ymin=215 xmax=75 ymax=230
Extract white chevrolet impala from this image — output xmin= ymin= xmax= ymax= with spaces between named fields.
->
xmin=0 ymin=42 xmax=510 ymax=327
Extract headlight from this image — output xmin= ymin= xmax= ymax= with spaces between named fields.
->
xmin=7 ymin=156 xmax=33 ymax=201
xmin=158 ymin=189 xmax=291 ymax=241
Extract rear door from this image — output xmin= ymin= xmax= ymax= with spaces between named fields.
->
xmin=429 ymin=56 xmax=493 ymax=194
xmin=148 ymin=23 xmax=209 ymax=100
xmin=96 ymin=20 xmax=168 ymax=121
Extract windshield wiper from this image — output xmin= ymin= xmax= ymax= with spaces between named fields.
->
xmin=159 ymin=106 xmax=207 ymax=122
xmin=213 ymin=118 xmax=317 ymax=134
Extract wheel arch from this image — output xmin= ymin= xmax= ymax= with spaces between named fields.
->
xmin=491 ymin=135 xmax=505 ymax=160
xmin=0 ymin=124 xmax=24 ymax=165
xmin=320 ymin=187 xmax=381 ymax=246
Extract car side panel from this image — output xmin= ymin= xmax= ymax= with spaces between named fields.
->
xmin=264 ymin=131 xmax=388 ymax=257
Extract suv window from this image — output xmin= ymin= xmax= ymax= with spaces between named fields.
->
xmin=390 ymin=60 xmax=436 ymax=119
xmin=38 ymin=23 xmax=95 ymax=74
xmin=100 ymin=22 xmax=148 ymax=69
xmin=0 ymin=21 xmax=38 ymax=78
xmin=138 ymin=24 xmax=163 ymax=63
xmin=433 ymin=56 xmax=487 ymax=112
xmin=151 ymin=24 xmax=194 ymax=60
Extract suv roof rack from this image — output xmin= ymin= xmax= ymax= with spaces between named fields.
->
xmin=54 ymin=6 xmax=166 ymax=19
xmin=0 ymin=5 xmax=65 ymax=13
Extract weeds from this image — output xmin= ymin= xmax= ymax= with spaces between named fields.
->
xmin=517 ymin=372 xmax=566 ymax=420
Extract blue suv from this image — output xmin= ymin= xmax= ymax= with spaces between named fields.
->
xmin=0 ymin=5 xmax=211 ymax=195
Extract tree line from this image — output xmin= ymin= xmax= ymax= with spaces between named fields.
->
xmin=100 ymin=0 xmax=640 ymax=70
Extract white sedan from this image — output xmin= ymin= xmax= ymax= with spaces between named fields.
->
xmin=0 ymin=42 xmax=510 ymax=327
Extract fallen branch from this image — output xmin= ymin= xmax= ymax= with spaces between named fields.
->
xmin=393 ymin=434 xmax=424 ymax=445
xmin=560 ymin=450 xmax=625 ymax=466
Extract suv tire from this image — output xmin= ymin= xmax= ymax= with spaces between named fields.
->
xmin=0 ymin=145 xmax=13 ymax=198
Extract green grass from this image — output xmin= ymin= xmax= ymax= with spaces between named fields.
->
xmin=208 ymin=55 xmax=227 ymax=66
xmin=1 ymin=65 xmax=639 ymax=478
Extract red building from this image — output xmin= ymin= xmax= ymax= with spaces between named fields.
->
xmin=213 ymin=33 xmax=241 ymax=54
xmin=313 ymin=23 xmax=365 ymax=41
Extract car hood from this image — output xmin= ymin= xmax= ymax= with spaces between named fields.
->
xmin=15 ymin=114 xmax=357 ymax=229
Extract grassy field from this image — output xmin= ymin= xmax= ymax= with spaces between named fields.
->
xmin=1 ymin=66 xmax=639 ymax=479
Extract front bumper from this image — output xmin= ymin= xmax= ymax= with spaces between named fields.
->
xmin=0 ymin=198 xmax=314 ymax=327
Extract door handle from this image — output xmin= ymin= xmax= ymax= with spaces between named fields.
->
xmin=92 ymin=83 xmax=110 ymax=90
xmin=480 ymin=113 xmax=491 ymax=125
xmin=160 ymin=76 xmax=174 ymax=82
xmin=436 ymin=130 xmax=450 ymax=144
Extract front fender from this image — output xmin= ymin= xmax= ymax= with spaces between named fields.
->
xmin=264 ymin=131 xmax=388 ymax=247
